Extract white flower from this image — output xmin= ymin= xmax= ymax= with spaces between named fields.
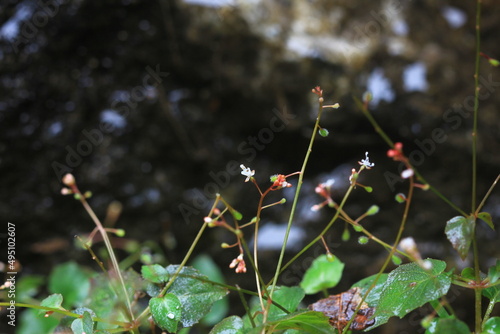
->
xmin=359 ymin=152 xmax=375 ymax=169
xmin=399 ymin=237 xmax=417 ymax=253
xmin=240 ymin=164 xmax=255 ymax=182
xmin=401 ymin=168 xmax=414 ymax=179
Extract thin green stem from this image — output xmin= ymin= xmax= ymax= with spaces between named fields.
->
xmin=268 ymin=95 xmax=327 ymax=301
xmin=343 ymin=176 xmax=414 ymax=333
xmin=254 ymin=189 xmax=269 ymax=317
xmin=413 ymin=172 xmax=467 ymax=216
xmin=482 ymin=292 xmax=498 ymax=330
xmin=429 ymin=299 xmax=450 ymax=318
xmin=354 ymin=97 xmax=394 ymax=147
xmin=472 ymin=1 xmax=483 ymax=332
xmin=275 ymin=172 xmax=358 ymax=280
xmin=2 ymin=302 xmax=130 ymax=328
xmin=473 ymin=233 xmax=482 ymax=334
xmin=475 ymin=174 xmax=500 ymax=214
xmin=472 ymin=0 xmax=481 ymax=213
xmin=79 ymin=198 xmax=134 ymax=321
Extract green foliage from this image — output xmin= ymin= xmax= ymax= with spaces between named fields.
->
xmin=16 ymin=275 xmax=44 ymax=302
xmin=150 ymin=294 xmax=182 ymax=332
xmin=370 ymin=259 xmax=452 ymax=329
xmin=191 ymin=254 xmax=229 ymax=326
xmin=141 ymin=264 xmax=170 ymax=284
xmin=425 ymin=317 xmax=470 ymax=334
xmin=209 ymin=315 xmax=244 ymax=333
xmin=239 ymin=286 xmax=330 ymax=333
xmin=39 ymin=293 xmax=64 ymax=314
xmin=352 ymin=273 xmax=390 ymax=304
xmin=243 ymin=286 xmax=305 ymax=326
xmin=482 ymin=317 xmax=500 ymax=333
xmin=18 ymin=309 xmax=59 ymax=334
xmin=478 ymin=212 xmax=494 ymax=230
xmin=260 ymin=311 xmax=333 ymax=333
xmin=48 ymin=261 xmax=91 ymax=309
xmin=71 ymin=311 xmax=95 ymax=334
xmin=445 ymin=215 xmax=475 ymax=260
xmin=487 ymin=260 xmax=500 ymax=284
xmin=14 ymin=4 xmax=498 ymax=331
xmin=162 ymin=265 xmax=229 ymax=328
xmin=482 ymin=284 xmax=500 ymax=304
xmin=300 ymin=254 xmax=344 ymax=294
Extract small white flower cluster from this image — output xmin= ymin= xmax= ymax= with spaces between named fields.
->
xmin=240 ymin=164 xmax=255 ymax=182
xmin=359 ymin=152 xmax=375 ymax=169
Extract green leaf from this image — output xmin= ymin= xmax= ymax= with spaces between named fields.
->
xmin=17 ymin=275 xmax=44 ymax=303
xmin=209 ymin=316 xmax=244 ymax=334
xmin=267 ymin=286 xmax=305 ymax=321
xmin=461 ymin=267 xmax=475 ymax=280
xmin=242 ymin=286 xmax=305 ymax=329
xmin=266 ymin=310 xmax=333 ymax=334
xmin=482 ymin=317 xmax=500 ymax=334
xmin=141 ymin=264 xmax=169 ymax=284
xmin=18 ymin=309 xmax=59 ymax=334
xmin=39 ymin=294 xmax=64 ymax=315
xmin=371 ymin=259 xmax=452 ymax=329
xmin=48 ymin=261 xmax=91 ymax=308
xmin=71 ymin=311 xmax=94 ymax=334
xmin=191 ymin=254 xmax=228 ymax=326
xmin=445 ymin=215 xmax=475 ymax=260
xmin=300 ymin=254 xmax=344 ymax=294
xmin=150 ymin=293 xmax=182 ymax=332
xmin=424 ymin=317 xmax=470 ymax=334
xmin=165 ymin=265 xmax=229 ymax=327
xmin=352 ymin=273 xmax=390 ymax=305
xmin=86 ymin=273 xmax=116 ymax=325
xmin=482 ymin=284 xmax=500 ymax=304
xmin=478 ymin=212 xmax=494 ymax=230
xmin=487 ymin=260 xmax=500 ymax=284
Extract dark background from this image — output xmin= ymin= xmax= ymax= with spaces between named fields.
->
xmin=1 ymin=0 xmax=499 ymax=333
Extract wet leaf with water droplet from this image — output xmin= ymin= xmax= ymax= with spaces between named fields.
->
xmin=368 ymin=259 xmax=451 ymax=329
xmin=445 ymin=215 xmax=475 ymax=260
xmin=150 ymin=293 xmax=182 ymax=332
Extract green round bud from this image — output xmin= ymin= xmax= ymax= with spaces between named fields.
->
xmin=326 ymin=253 xmax=336 ymax=262
xmin=342 ymin=229 xmax=350 ymax=241
xmin=366 ymin=205 xmax=379 ymax=216
xmin=391 ymin=255 xmax=402 ymax=265
xmin=318 ymin=128 xmax=329 ymax=137
xmin=358 ymin=236 xmax=369 ymax=244
xmin=395 ymin=193 xmax=406 ymax=203
xmin=353 ymin=224 xmax=363 ymax=232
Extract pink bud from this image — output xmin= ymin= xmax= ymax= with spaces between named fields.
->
xmin=62 ymin=173 xmax=75 ymax=186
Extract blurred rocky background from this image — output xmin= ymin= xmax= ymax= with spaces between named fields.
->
xmin=1 ymin=0 xmax=499 ymax=332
